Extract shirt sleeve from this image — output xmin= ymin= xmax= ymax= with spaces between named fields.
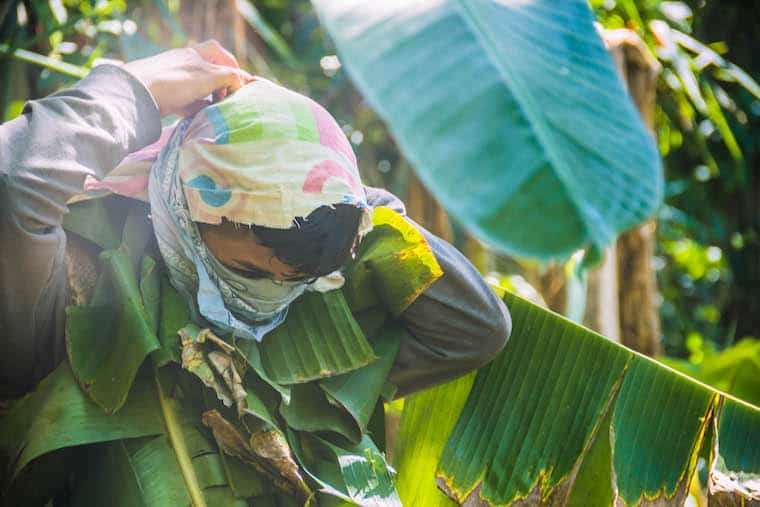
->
xmin=0 ymin=65 xmax=161 ymax=396
xmin=363 ymin=186 xmax=511 ymax=398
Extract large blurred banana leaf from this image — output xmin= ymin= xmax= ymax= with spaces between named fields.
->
xmin=395 ymin=292 xmax=760 ymax=506
xmin=312 ymin=0 xmax=663 ymax=260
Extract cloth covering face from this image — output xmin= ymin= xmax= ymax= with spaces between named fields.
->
xmin=140 ymin=79 xmax=371 ymax=341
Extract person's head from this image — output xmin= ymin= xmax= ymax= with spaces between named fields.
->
xmin=198 ymin=203 xmax=364 ymax=283
xmin=147 ymin=77 xmax=372 ymax=338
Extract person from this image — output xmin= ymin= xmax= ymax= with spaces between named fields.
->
xmin=0 ymin=41 xmax=510 ymax=400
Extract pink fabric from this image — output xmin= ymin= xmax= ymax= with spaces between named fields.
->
xmin=83 ymin=125 xmax=176 ymax=198
xmin=84 ymin=174 xmax=149 ymax=197
xmin=309 ymin=101 xmax=357 ymax=166
xmin=303 ymin=160 xmax=363 ymax=197
xmin=124 ymin=125 xmax=176 ymax=163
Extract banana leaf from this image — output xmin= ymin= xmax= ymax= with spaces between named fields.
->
xmin=257 ymin=291 xmax=377 ymax=385
xmin=66 ymin=248 xmax=161 ymax=413
xmin=320 ymin=323 xmax=404 ymax=438
xmin=709 ymin=397 xmax=760 ymax=504
xmin=393 ymin=373 xmax=476 ymax=507
xmin=62 ymin=196 xmax=129 ymax=250
xmin=281 ymin=382 xmax=363 ymax=444
xmin=158 ymin=273 xmax=192 ymax=364
xmin=343 ymin=207 xmax=443 ymax=316
xmin=0 ymin=363 xmax=164 ymax=482
xmin=279 ymin=322 xmax=403 ymax=445
xmin=291 ymin=431 xmax=401 ymax=506
xmin=66 ymin=204 xmax=161 ymax=413
xmin=311 ymin=0 xmax=663 ymax=260
xmin=404 ymin=292 xmax=760 ymax=506
xmin=661 ymin=338 xmax=760 ymax=407
xmin=4 ymin=196 xmax=444 ymax=506
xmin=68 ymin=367 xmax=269 ymax=507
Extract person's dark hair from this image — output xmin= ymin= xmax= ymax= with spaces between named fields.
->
xmin=252 ymin=204 xmax=363 ymax=280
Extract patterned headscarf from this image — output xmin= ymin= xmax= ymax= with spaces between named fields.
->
xmin=87 ymin=79 xmax=372 ymax=340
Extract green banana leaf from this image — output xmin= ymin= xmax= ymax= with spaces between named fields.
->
xmin=0 ymin=363 xmax=164 ymax=482
xmin=393 ymin=292 xmax=759 ymax=506
xmin=158 ymin=273 xmax=192 ymax=364
xmin=280 ymin=323 xmax=404 ymax=445
xmin=311 ymin=0 xmax=663 ymax=260
xmin=393 ymin=373 xmax=476 ymax=507
xmin=66 ymin=203 xmax=162 ymax=413
xmin=69 ymin=366 xmax=270 ymax=507
xmin=661 ymin=338 xmax=760 ymax=407
xmin=343 ymin=207 xmax=443 ymax=315
xmin=62 ymin=195 xmax=131 ymax=250
xmin=291 ymin=431 xmax=401 ymax=506
xmin=709 ymin=398 xmax=760 ymax=503
xmin=281 ymin=382 xmax=362 ymax=443
xmin=257 ymin=290 xmax=377 ymax=385
xmin=320 ymin=323 xmax=404 ymax=438
xmin=66 ymin=248 xmax=161 ymax=413
xmin=69 ymin=435 xmax=250 ymax=507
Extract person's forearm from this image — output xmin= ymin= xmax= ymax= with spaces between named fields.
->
xmin=0 ymin=64 xmax=161 ymax=231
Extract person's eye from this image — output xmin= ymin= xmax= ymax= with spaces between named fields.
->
xmin=229 ymin=265 xmax=271 ymax=279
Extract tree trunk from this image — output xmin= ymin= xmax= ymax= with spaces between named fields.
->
xmin=603 ymin=29 xmax=662 ymax=356
xmin=181 ymin=0 xmax=244 ymax=56
xmin=583 ymin=246 xmax=621 ymax=342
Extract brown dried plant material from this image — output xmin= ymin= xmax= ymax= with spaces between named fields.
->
xmin=65 ymin=235 xmax=100 ymax=306
xmin=207 ymin=350 xmax=247 ymax=416
xmin=197 ymin=328 xmax=236 ymax=355
xmin=249 ymin=428 xmax=306 ymax=495
xmin=202 ymin=409 xmax=312 ymax=501
xmin=179 ymin=328 xmax=234 ymax=407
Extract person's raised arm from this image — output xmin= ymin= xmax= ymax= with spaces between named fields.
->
xmin=363 ymin=187 xmax=511 ymax=398
xmin=0 ymin=41 xmax=250 ymax=396
xmin=1 ymin=40 xmax=250 ymax=232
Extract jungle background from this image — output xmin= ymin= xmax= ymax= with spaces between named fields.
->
xmin=0 ymin=0 xmax=758 ymax=400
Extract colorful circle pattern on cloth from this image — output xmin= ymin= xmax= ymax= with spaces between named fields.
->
xmin=177 ymin=78 xmax=372 ymax=233
xmin=186 ymin=175 xmax=232 ymax=207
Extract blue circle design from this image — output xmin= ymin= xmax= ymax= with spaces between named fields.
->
xmin=187 ymin=175 xmax=232 ymax=207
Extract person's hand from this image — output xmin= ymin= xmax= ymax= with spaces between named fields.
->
xmin=122 ymin=40 xmax=254 ymax=117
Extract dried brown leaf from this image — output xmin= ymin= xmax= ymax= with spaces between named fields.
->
xmin=202 ymin=410 xmax=312 ymax=501
xmin=207 ymin=351 xmax=248 ymax=416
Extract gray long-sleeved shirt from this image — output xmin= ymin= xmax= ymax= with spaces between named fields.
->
xmin=0 ymin=65 xmax=510 ymax=398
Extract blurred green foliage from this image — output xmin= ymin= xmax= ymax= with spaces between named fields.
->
xmin=661 ymin=337 xmax=760 ymax=406
xmin=591 ymin=0 xmax=759 ymax=357
xmin=1 ymin=0 xmax=757 ymax=363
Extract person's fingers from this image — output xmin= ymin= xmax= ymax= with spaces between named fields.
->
xmin=193 ymin=39 xmax=240 ymax=69
xmin=240 ymin=69 xmax=255 ymax=83
xmin=209 ymin=66 xmax=249 ymax=101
